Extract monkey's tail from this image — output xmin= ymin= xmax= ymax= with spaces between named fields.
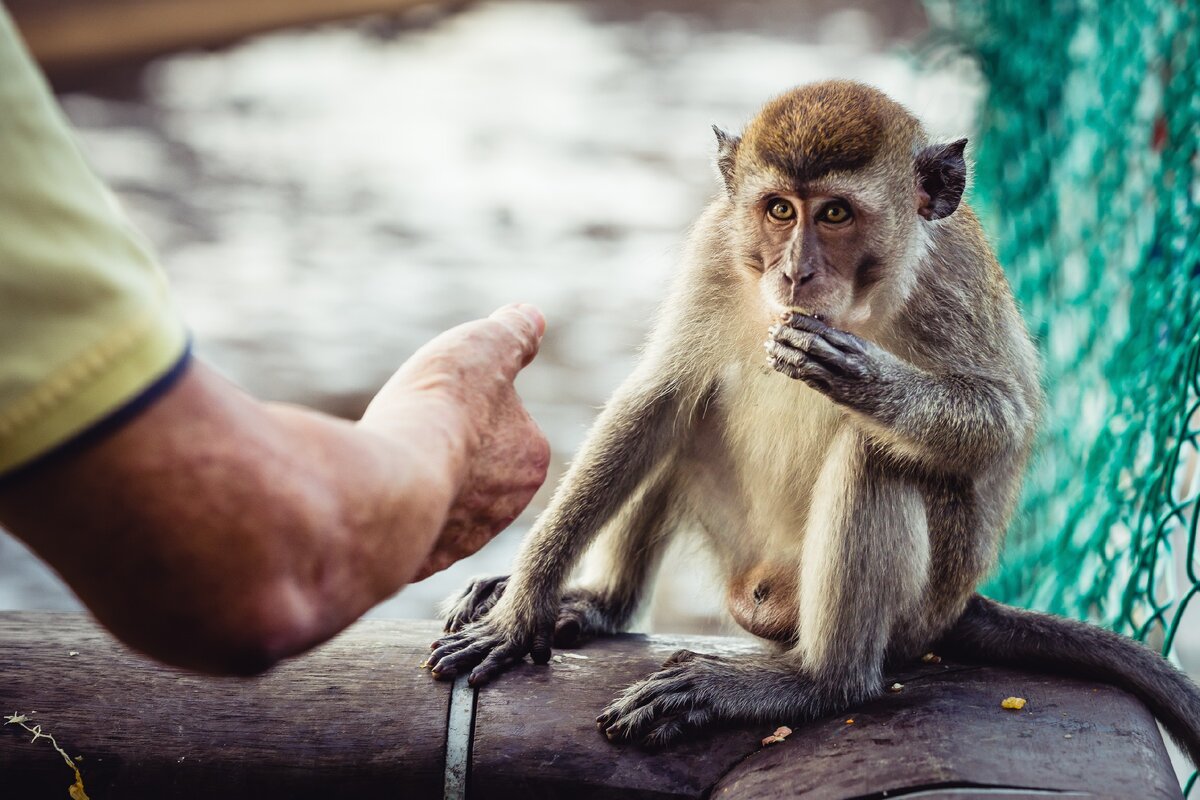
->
xmin=938 ymin=594 xmax=1200 ymax=767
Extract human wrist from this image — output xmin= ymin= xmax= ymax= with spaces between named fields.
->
xmin=358 ymin=382 xmax=479 ymax=489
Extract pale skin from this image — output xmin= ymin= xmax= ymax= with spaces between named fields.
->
xmin=0 ymin=304 xmax=550 ymax=676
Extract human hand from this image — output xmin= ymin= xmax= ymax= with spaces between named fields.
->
xmin=361 ymin=304 xmax=551 ymax=581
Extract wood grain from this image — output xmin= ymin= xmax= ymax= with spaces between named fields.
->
xmin=470 ymin=632 xmax=767 ymax=800
xmin=0 ymin=612 xmax=448 ymax=799
xmin=713 ymin=661 xmax=1182 ymax=800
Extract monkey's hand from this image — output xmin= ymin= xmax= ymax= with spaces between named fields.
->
xmin=597 ymin=650 xmax=813 ymax=748
xmin=442 ymin=578 xmax=616 ymax=647
xmin=426 ymin=611 xmax=549 ymax=686
xmin=765 ymin=314 xmax=901 ymax=413
xmin=442 ymin=575 xmax=510 ymax=633
xmin=766 ymin=313 xmax=1029 ymax=474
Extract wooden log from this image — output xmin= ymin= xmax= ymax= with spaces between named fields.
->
xmin=713 ymin=662 xmax=1184 ymax=800
xmin=469 ymin=633 xmax=767 ymax=800
xmin=0 ymin=611 xmax=1182 ymax=799
xmin=0 ymin=612 xmax=450 ymax=799
xmin=5 ymin=0 xmax=456 ymax=73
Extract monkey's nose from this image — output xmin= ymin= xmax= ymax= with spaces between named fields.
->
xmin=783 ymin=268 xmax=816 ymax=288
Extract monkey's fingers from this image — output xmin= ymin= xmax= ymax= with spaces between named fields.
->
xmin=554 ymin=616 xmax=583 ymax=647
xmin=785 ymin=313 xmax=866 ymax=355
xmin=468 ymin=641 xmax=529 ymax=687
xmin=530 ymin=629 xmax=553 ymax=664
xmin=554 ymin=596 xmax=600 ymax=648
xmin=771 ymin=326 xmax=859 ymax=378
xmin=427 ymin=638 xmax=497 ymax=680
xmin=766 ymin=344 xmax=836 ymax=394
xmin=429 ymin=629 xmax=470 ymax=651
xmin=443 ymin=575 xmax=509 ymax=632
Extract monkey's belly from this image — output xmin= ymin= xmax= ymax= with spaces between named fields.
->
xmin=726 ymin=563 xmax=799 ymax=642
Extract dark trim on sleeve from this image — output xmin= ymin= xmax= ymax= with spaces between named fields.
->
xmin=0 ymin=340 xmax=194 ymax=488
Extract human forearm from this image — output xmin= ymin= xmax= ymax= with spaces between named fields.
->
xmin=0 ymin=361 xmax=471 ymax=674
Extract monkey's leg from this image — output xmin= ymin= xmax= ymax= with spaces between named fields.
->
xmin=598 ymin=430 xmax=930 ymax=747
xmin=425 ymin=384 xmax=688 ymax=685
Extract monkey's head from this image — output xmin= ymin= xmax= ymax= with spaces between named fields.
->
xmin=714 ymin=80 xmax=967 ymax=331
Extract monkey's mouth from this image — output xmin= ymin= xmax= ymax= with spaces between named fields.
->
xmin=784 ymin=307 xmax=827 ymax=323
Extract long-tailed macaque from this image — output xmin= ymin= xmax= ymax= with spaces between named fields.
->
xmin=426 ymin=80 xmax=1200 ymax=760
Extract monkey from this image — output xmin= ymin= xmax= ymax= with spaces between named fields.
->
xmin=424 ymin=79 xmax=1200 ymax=761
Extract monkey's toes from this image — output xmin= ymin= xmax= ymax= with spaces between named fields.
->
xmin=597 ymin=698 xmax=658 ymax=743
xmin=662 ymin=648 xmax=698 ymax=666
xmin=598 ymin=694 xmax=710 ymax=747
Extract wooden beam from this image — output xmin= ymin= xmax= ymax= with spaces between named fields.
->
xmin=0 ymin=612 xmax=1183 ymax=798
xmin=5 ymin=0 xmax=455 ymax=72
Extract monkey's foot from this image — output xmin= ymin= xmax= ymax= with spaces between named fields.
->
xmin=594 ymin=650 xmax=749 ymax=747
xmin=597 ymin=650 xmax=822 ymax=748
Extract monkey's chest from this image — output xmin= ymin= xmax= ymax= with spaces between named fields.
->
xmin=685 ymin=365 xmax=844 ymax=559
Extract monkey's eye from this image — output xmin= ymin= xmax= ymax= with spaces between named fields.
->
xmin=818 ymin=201 xmax=853 ymax=225
xmin=767 ymin=199 xmax=796 ymax=222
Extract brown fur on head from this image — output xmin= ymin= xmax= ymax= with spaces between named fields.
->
xmin=713 ymin=80 xmax=967 ymax=332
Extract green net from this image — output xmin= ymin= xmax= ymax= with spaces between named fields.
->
xmin=924 ymin=0 xmax=1199 ymax=789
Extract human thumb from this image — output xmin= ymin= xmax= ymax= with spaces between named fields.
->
xmin=489 ymin=303 xmax=545 ymax=372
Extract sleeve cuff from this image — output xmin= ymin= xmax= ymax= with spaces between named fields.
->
xmin=0 ymin=315 xmax=191 ymax=483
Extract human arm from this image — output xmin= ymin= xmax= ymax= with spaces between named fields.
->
xmin=0 ymin=305 xmax=549 ymax=675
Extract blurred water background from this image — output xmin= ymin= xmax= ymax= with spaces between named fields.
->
xmin=0 ymin=0 xmax=980 ymax=631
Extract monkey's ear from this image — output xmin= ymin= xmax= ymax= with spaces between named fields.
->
xmin=914 ymin=138 xmax=967 ymax=221
xmin=713 ymin=125 xmax=741 ymax=195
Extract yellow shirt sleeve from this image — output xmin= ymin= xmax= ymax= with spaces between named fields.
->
xmin=0 ymin=7 xmax=189 ymax=478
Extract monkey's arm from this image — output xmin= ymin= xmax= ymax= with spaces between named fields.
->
xmin=441 ymin=463 xmax=677 ymax=643
xmin=426 ymin=378 xmax=690 ymax=685
xmin=768 ymin=315 xmax=1031 ymax=474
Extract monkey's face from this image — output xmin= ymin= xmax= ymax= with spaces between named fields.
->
xmin=739 ymin=179 xmax=891 ymax=330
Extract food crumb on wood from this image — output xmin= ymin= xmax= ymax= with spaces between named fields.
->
xmin=1001 ymin=696 xmax=1027 ymax=710
xmin=68 ymin=651 xmax=78 ymax=657
xmin=921 ymin=652 xmax=942 ymax=664
xmin=888 ymin=682 xmax=904 ymax=692
xmin=760 ymin=725 xmax=793 ymax=746
xmin=1064 ymin=734 xmax=1073 ymax=739
xmin=845 ymin=719 xmax=854 ymax=724
xmin=551 ymin=655 xmax=564 ymax=663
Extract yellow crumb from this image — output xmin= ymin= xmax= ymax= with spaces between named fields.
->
xmin=1001 ymin=696 xmax=1027 ymax=710
xmin=845 ymin=719 xmax=854 ymax=724
xmin=921 ymin=652 xmax=942 ymax=664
